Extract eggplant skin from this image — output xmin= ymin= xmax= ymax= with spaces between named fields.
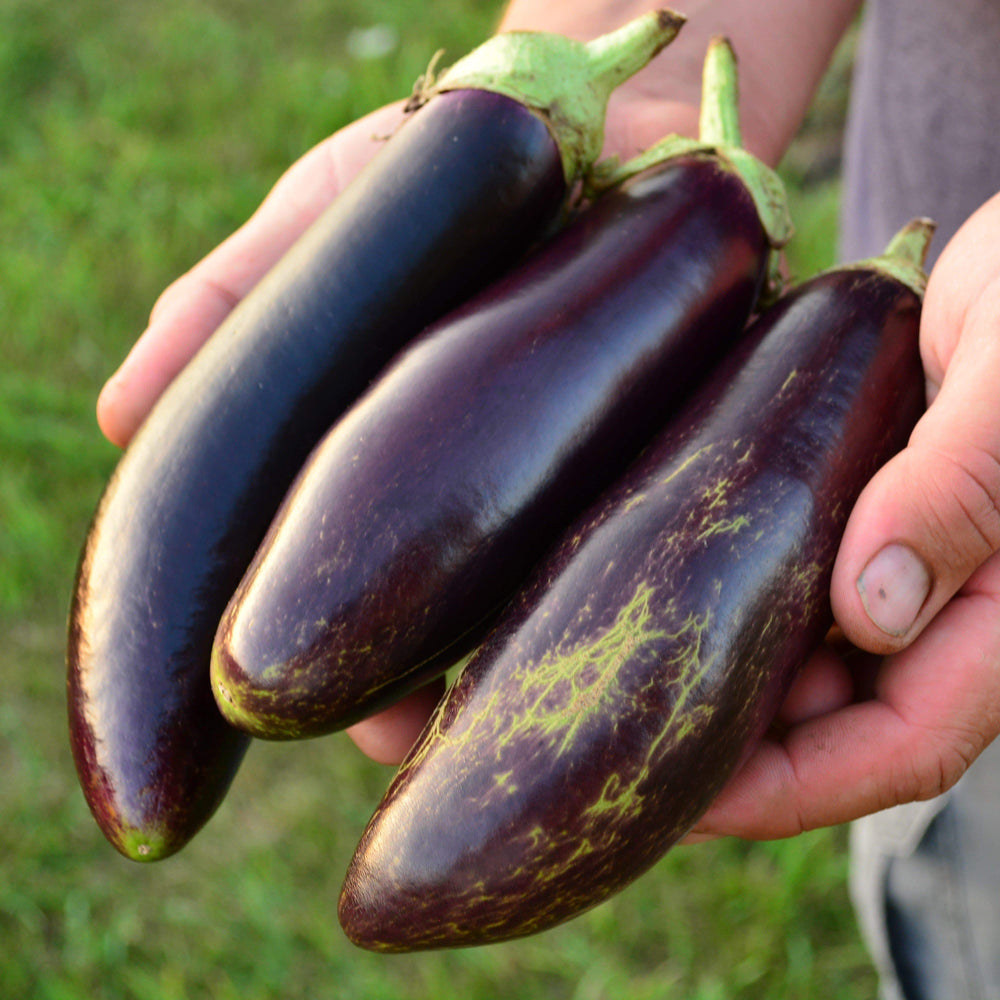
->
xmin=338 ymin=266 xmax=926 ymax=951
xmin=212 ymin=152 xmax=772 ymax=739
xmin=67 ymin=88 xmax=566 ymax=862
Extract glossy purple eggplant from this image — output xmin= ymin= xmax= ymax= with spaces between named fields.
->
xmin=210 ymin=38 xmax=793 ymax=739
xmin=67 ymin=14 xmax=684 ymax=862
xmin=338 ymin=219 xmax=934 ymax=951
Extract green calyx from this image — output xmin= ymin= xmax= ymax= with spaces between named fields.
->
xmin=586 ymin=36 xmax=793 ymax=276
xmin=409 ymin=10 xmax=687 ymax=186
xmin=842 ymin=217 xmax=937 ymax=297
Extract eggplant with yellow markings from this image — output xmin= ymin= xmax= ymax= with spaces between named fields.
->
xmin=338 ymin=219 xmax=934 ymax=951
xmin=67 ymin=13 xmax=685 ymax=862
xmin=210 ymin=37 xmax=792 ymax=739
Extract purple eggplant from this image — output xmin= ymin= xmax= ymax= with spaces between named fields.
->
xmin=338 ymin=219 xmax=934 ymax=951
xmin=67 ymin=13 xmax=685 ymax=862
xmin=210 ymin=37 xmax=793 ymax=739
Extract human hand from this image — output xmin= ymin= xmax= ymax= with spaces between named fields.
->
xmin=96 ymin=101 xmax=409 ymax=450
xmin=685 ymin=192 xmax=1000 ymax=842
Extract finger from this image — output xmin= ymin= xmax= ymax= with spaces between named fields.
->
xmin=97 ymin=102 xmax=407 ymax=447
xmin=772 ymin=642 xmax=856 ymax=729
xmin=920 ymin=190 xmax=1000 ymax=400
xmin=603 ymin=94 xmax=700 ymax=161
xmin=345 ymin=678 xmax=446 ymax=766
xmin=688 ymin=558 xmax=1000 ymax=841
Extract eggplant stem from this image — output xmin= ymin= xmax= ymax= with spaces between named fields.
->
xmin=838 ymin=217 xmax=937 ymax=298
xmin=426 ymin=10 xmax=687 ymax=186
xmin=582 ymin=36 xmax=792 ymax=263
xmin=698 ymin=36 xmax=742 ymax=149
xmin=884 ymin=217 xmax=937 ymax=272
xmin=583 ymin=10 xmax=688 ymax=92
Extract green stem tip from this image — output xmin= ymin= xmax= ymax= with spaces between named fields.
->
xmin=848 ymin=217 xmax=937 ymax=297
xmin=884 ymin=217 xmax=936 ymax=271
xmin=698 ymin=36 xmax=742 ymax=149
xmin=585 ymin=35 xmax=792 ymax=260
xmin=416 ymin=10 xmax=687 ymax=185
xmin=581 ymin=10 xmax=688 ymax=95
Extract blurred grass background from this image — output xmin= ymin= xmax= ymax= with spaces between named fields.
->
xmin=2 ymin=1 xmax=869 ymax=997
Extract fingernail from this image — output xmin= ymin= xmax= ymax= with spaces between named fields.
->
xmin=856 ymin=543 xmax=932 ymax=637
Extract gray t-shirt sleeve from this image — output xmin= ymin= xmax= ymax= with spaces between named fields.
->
xmin=840 ymin=0 xmax=1000 ymax=267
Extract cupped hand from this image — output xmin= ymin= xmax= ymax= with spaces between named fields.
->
xmin=96 ymin=101 xmax=409 ymax=450
xmin=685 ymin=192 xmax=1000 ymax=841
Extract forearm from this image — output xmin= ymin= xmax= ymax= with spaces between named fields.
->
xmin=496 ymin=0 xmax=863 ymax=165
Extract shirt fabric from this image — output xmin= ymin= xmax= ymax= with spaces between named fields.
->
xmin=841 ymin=0 xmax=1000 ymax=266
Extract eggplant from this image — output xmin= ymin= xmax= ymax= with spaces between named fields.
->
xmin=338 ymin=219 xmax=934 ymax=951
xmin=67 ymin=13 xmax=685 ymax=862
xmin=210 ymin=38 xmax=792 ymax=739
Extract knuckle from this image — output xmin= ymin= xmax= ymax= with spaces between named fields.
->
xmin=148 ymin=274 xmax=187 ymax=323
xmin=929 ymin=742 xmax=975 ymax=798
xmin=149 ymin=270 xmax=240 ymax=327
xmin=923 ymin=732 xmax=980 ymax=799
xmin=903 ymin=716 xmax=990 ymax=804
xmin=917 ymin=442 xmax=1000 ymax=567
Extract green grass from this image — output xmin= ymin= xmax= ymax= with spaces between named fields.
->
xmin=2 ymin=2 xmax=873 ymax=997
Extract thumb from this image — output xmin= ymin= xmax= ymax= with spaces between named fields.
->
xmin=831 ymin=275 xmax=1000 ymax=655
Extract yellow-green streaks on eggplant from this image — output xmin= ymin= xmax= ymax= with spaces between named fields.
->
xmin=701 ymin=476 xmax=732 ymax=511
xmin=394 ymin=682 xmax=458 ymax=774
xmin=527 ymin=833 xmax=600 ymax=888
xmin=658 ymin=443 xmax=714 ymax=488
xmin=526 ymin=824 xmax=548 ymax=852
xmin=786 ymin=558 xmax=825 ymax=599
xmin=400 ymin=580 xmax=706 ymax=782
xmin=504 ymin=828 xmax=600 ymax=890
xmin=686 ymin=463 xmax=755 ymax=543
xmin=493 ymin=581 xmax=669 ymax=761
xmin=493 ymin=769 xmax=518 ymax=795
xmin=696 ymin=513 xmax=750 ymax=543
xmin=581 ymin=610 xmax=716 ymax=825
xmin=405 ymin=582 xmax=664 ymax=771
xmin=620 ymin=491 xmax=647 ymax=515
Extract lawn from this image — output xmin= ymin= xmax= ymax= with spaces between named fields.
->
xmin=2 ymin=1 xmax=871 ymax=997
